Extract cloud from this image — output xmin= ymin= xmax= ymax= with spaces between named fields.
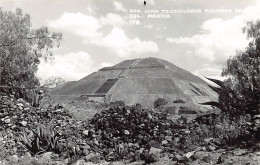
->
xmin=194 ymin=47 xmax=216 ymax=62
xmin=48 ymin=12 xmax=126 ymax=40
xmin=166 ymin=17 xmax=249 ymax=62
xmin=194 ymin=67 xmax=222 ymax=76
xmin=49 ymin=12 xmax=158 ymax=57
xmin=91 ymin=27 xmax=159 ymax=57
xmin=85 ymin=4 xmax=97 ymax=15
xmin=48 ymin=12 xmax=102 ymax=39
xmin=37 ymin=51 xmax=93 ymax=81
xmin=194 ymin=67 xmax=226 ymax=84
xmin=100 ymin=13 xmax=126 ymax=26
xmin=113 ymin=1 xmax=127 ymax=12
xmin=167 ymin=1 xmax=260 ymax=76
xmin=100 ymin=62 xmax=113 ymax=68
xmin=144 ymin=24 xmax=153 ymax=29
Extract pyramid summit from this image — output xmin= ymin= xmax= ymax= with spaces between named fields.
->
xmin=51 ymin=57 xmax=218 ymax=110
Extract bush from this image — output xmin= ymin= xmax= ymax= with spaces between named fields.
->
xmin=194 ymin=113 xmax=256 ymax=147
xmin=173 ymin=99 xmax=186 ymax=104
xmin=154 ymin=98 xmax=168 ymax=108
xmin=114 ymin=100 xmax=125 ymax=107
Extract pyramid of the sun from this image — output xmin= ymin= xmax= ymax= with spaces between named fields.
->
xmin=51 ymin=57 xmax=218 ymax=109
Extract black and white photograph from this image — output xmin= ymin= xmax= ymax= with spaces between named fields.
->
xmin=0 ymin=0 xmax=259 ymax=164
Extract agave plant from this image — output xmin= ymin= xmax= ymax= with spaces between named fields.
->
xmin=113 ymin=143 xmax=128 ymax=161
xmin=37 ymin=119 xmax=60 ymax=151
xmin=19 ymin=119 xmax=60 ymax=155
xmin=20 ymin=128 xmax=42 ymax=155
xmin=199 ymin=77 xmax=223 ymax=108
xmin=200 ymin=77 xmax=245 ymax=116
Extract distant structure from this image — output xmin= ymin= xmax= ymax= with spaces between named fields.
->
xmin=51 ymin=57 xmax=218 ymax=111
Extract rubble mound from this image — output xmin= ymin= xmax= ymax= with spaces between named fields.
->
xmin=0 ymin=93 xmax=87 ymax=159
xmin=1 ymin=93 xmax=259 ymax=164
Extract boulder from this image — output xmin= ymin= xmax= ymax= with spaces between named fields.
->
xmin=4 ymin=118 xmax=11 ymax=124
xmin=20 ymin=121 xmax=27 ymax=127
xmin=201 ymin=154 xmax=211 ymax=163
xmin=84 ymin=153 xmax=95 ymax=162
xmin=82 ymin=148 xmax=90 ymax=156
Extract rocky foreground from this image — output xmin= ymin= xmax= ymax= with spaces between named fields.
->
xmin=0 ymin=93 xmax=259 ymax=165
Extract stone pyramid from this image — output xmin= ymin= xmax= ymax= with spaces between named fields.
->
xmin=51 ymin=57 xmax=218 ymax=110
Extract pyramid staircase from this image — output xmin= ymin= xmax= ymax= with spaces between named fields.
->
xmin=94 ymin=79 xmax=119 ymax=95
xmin=116 ymin=58 xmax=141 ymax=78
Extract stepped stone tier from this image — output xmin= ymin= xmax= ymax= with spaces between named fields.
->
xmin=51 ymin=57 xmax=218 ymax=111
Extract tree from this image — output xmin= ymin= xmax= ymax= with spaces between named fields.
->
xmin=0 ymin=8 xmax=62 ymax=98
xmin=220 ymin=20 xmax=260 ymax=116
xmin=42 ymin=76 xmax=66 ymax=88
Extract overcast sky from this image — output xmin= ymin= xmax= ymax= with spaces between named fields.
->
xmin=1 ymin=0 xmax=260 ymax=82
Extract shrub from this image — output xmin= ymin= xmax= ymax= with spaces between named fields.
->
xmin=135 ymin=103 xmax=142 ymax=111
xmin=194 ymin=113 xmax=255 ymax=147
xmin=114 ymin=100 xmax=125 ymax=107
xmin=154 ymin=98 xmax=168 ymax=108
xmin=173 ymin=99 xmax=186 ymax=104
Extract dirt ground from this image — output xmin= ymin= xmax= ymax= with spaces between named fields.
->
xmin=74 ymin=148 xmax=260 ymax=165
